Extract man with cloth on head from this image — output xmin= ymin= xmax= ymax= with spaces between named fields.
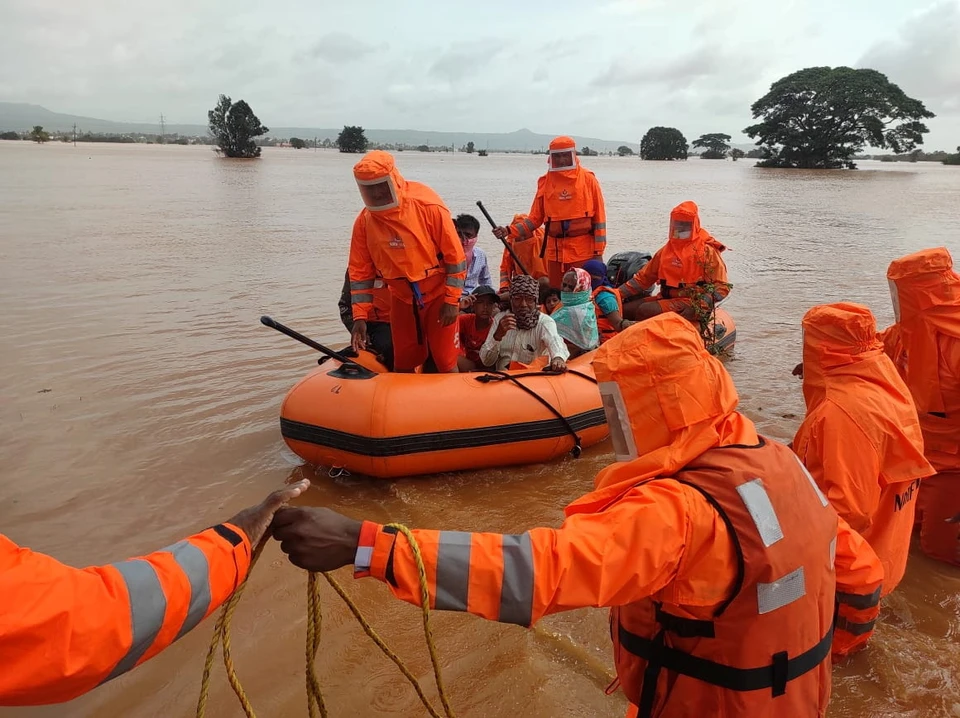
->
xmin=271 ymin=313 xmax=881 ymax=718
xmin=492 ymin=136 xmax=607 ymax=288
xmin=347 ymin=150 xmax=466 ymax=373
xmin=792 ymin=302 xmax=930 ymax=658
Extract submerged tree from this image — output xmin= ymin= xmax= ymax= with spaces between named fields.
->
xmin=730 ymin=148 xmax=745 ymax=161
xmin=744 ymin=66 xmax=935 ymax=169
xmin=207 ymin=95 xmax=269 ymax=158
xmin=617 ymin=145 xmax=635 ymax=156
xmin=29 ymin=125 xmax=50 ymax=144
xmin=693 ymin=133 xmax=731 ymax=159
xmin=640 ymin=127 xmax=688 ymax=160
xmin=289 ymin=137 xmax=306 ymax=149
xmin=337 ymin=126 xmax=368 ymax=153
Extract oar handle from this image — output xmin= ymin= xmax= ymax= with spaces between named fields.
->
xmin=476 ymin=200 xmax=530 ymax=277
xmin=260 ymin=315 xmax=355 ymax=365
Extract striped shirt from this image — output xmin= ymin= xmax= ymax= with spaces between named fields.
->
xmin=463 ymin=248 xmax=493 ymax=296
xmin=480 ymin=311 xmax=570 ymax=370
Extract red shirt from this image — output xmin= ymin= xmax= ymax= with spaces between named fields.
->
xmin=458 ymin=314 xmax=493 ymax=364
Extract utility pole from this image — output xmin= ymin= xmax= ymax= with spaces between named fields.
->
xmin=72 ymin=123 xmax=77 ymax=146
xmin=159 ymin=113 xmax=166 ymax=144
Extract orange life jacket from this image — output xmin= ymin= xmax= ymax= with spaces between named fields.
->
xmin=611 ymin=441 xmax=836 ymax=717
xmin=592 ymin=286 xmax=623 ymax=344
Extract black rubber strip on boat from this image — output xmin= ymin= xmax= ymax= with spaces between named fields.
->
xmin=280 ymin=407 xmax=607 ymax=457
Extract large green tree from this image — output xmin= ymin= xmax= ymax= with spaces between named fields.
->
xmin=617 ymin=145 xmax=635 ymax=156
xmin=29 ymin=125 xmax=50 ymax=144
xmin=207 ymin=95 xmax=269 ymax=158
xmin=744 ymin=67 xmax=935 ymax=169
xmin=640 ymin=127 xmax=688 ymax=160
xmin=693 ymin=133 xmax=731 ymax=159
xmin=337 ymin=126 xmax=368 ymax=153
xmin=730 ymin=148 xmax=745 ymax=161
xmin=289 ymin=137 xmax=306 ymax=149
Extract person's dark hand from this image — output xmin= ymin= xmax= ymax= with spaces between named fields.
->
xmin=439 ymin=302 xmax=459 ymax=327
xmin=458 ymin=295 xmax=475 ymax=311
xmin=492 ymin=226 xmax=508 ymax=240
xmin=495 ymin=314 xmax=516 ymax=340
xmin=548 ymin=357 xmax=567 ymax=373
xmin=792 ymin=362 xmax=803 ymax=379
xmin=351 ymin=320 xmax=368 ymax=352
xmin=226 ymin=479 xmax=311 ymax=546
xmin=271 ymin=507 xmax=362 ymax=573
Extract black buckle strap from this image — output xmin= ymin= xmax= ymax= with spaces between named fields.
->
xmin=654 ymin=606 xmax=716 ymax=638
xmin=621 ymin=621 xmax=833 ymax=696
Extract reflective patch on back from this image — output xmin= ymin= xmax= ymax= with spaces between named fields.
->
xmin=736 ymin=478 xmax=785 ymax=547
xmin=829 ymin=537 xmax=837 ymax=569
xmin=757 ymin=567 xmax=806 ymax=615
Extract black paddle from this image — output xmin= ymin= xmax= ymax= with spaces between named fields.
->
xmin=476 ymin=200 xmax=530 ymax=276
xmin=260 ymin=315 xmax=359 ymax=366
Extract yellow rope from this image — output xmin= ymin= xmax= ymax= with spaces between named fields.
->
xmin=197 ymin=523 xmax=455 ymax=718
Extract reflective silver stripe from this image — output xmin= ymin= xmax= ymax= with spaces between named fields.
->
xmin=757 ymin=566 xmax=805 ymax=615
xmin=736 ymin=479 xmax=784 ymax=547
xmin=836 ymin=615 xmax=876 ymax=636
xmin=793 ymin=455 xmax=829 ymax=507
xmin=435 ymin=531 xmax=472 ymax=611
xmin=446 ymin=276 xmax=465 ymax=288
xmin=829 ymin=537 xmax=837 ymax=568
xmin=445 ymin=261 xmax=467 ymax=274
xmin=522 ymin=219 xmax=536 ymax=233
xmin=355 ymin=546 xmax=373 ymax=571
xmin=350 ymin=279 xmax=375 ymax=290
xmin=499 ymin=533 xmax=534 ymax=626
xmin=103 ymin=560 xmax=166 ymax=682
xmin=351 ymin=293 xmax=374 ymax=304
xmin=837 ymin=586 xmax=881 ymax=610
xmin=592 ymin=223 xmax=606 ymax=231
xmin=163 ymin=541 xmax=212 ymax=642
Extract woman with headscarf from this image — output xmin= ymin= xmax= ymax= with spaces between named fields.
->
xmin=584 ymin=258 xmax=633 ymax=344
xmin=479 ymin=275 xmax=568 ymax=371
xmin=551 ymin=267 xmax=599 ymax=357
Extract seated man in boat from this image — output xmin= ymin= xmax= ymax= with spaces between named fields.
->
xmin=272 ymin=315 xmax=881 ymax=718
xmin=455 ymin=214 xmax=493 ymax=296
xmin=479 ymin=275 xmax=568 ymax=372
xmin=338 ymin=269 xmax=393 ymax=370
xmin=457 ymin=285 xmax=498 ymax=372
xmin=551 ymin=268 xmax=599 ymax=358
xmin=348 ymin=151 xmax=465 ymax=374
xmin=618 ymin=201 xmax=730 ymax=324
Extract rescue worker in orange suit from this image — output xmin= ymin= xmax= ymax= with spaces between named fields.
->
xmin=619 ymin=201 xmax=730 ymax=323
xmin=348 ymin=151 xmax=466 ymax=373
xmin=0 ymin=479 xmax=310 ymax=706
xmin=884 ymin=247 xmax=960 ymax=566
xmin=791 ymin=303 xmax=932 ymax=657
xmin=273 ymin=314 xmax=882 ymax=718
xmin=492 ymin=136 xmax=606 ymax=288
xmin=498 ymin=212 xmax=548 ymax=300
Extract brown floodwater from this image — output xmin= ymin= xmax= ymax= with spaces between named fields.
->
xmin=1 ymin=142 xmax=959 ymax=717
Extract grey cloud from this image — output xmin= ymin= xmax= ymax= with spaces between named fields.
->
xmin=594 ymin=45 xmax=742 ymax=88
xmin=857 ymin=2 xmax=960 ymax=114
xmin=532 ymin=67 xmax=549 ymax=83
xmin=428 ymin=40 xmax=507 ymax=83
xmin=300 ymin=32 xmax=381 ymax=64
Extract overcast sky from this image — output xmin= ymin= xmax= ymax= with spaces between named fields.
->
xmin=1 ymin=0 xmax=958 ymax=148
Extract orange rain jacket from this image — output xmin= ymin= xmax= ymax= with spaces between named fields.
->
xmin=887 ymin=247 xmax=960 ymax=472
xmin=620 ymin=201 xmax=730 ymax=305
xmin=348 ymin=151 xmax=466 ymax=320
xmin=352 ymin=314 xmax=874 ymax=717
xmin=499 ymin=213 xmax=548 ymax=290
xmin=505 ymin=136 xmax=607 ymax=266
xmin=792 ymin=304 xmax=932 ymax=654
xmin=0 ymin=524 xmax=251 ymax=706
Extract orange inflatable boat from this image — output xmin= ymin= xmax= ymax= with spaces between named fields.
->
xmin=271 ymin=307 xmax=736 ymax=479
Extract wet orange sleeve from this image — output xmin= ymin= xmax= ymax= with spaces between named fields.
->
xmin=347 ymin=212 xmax=376 ymax=321
xmin=0 ymin=525 xmax=250 ymax=706
xmin=360 ymin=482 xmax=730 ymax=626
xmin=431 ymin=205 xmax=467 ymax=306
xmin=590 ymin=175 xmax=607 ymax=257
xmin=794 ymin=405 xmax=882 ymax=534
xmin=832 ymin=516 xmax=883 ymax=659
xmin=620 ymin=250 xmax=661 ymax=300
xmin=508 ymin=181 xmax=546 ymax=240
xmin=499 ymin=246 xmax=512 ymax=291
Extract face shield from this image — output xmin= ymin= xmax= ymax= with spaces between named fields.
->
xmin=670 ymin=220 xmax=694 ymax=240
xmin=598 ymin=381 xmax=639 ymax=462
xmin=889 ymin=279 xmax=901 ymax=322
xmin=549 ymin=148 xmax=577 ymax=172
xmin=356 ymin=175 xmax=399 ymax=212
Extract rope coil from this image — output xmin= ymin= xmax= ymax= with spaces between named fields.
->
xmin=197 ymin=524 xmax=455 ymax=718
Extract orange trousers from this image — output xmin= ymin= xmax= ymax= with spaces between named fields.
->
xmin=390 ymin=293 xmax=459 ymax=372
xmin=917 ymin=470 xmax=960 ymax=566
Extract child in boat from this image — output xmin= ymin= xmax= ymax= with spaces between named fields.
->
xmin=542 ymin=288 xmax=561 ymax=315
xmin=457 ymin=285 xmax=498 ymax=372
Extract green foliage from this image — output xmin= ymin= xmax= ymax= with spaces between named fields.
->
xmin=29 ymin=125 xmax=50 ymax=144
xmin=337 ymin=125 xmax=368 ymax=154
xmin=465 ymin=141 xmax=475 ymax=153
xmin=686 ymin=250 xmax=733 ymax=356
xmin=640 ymin=127 xmax=688 ymax=160
xmin=416 ymin=144 xmax=431 ymax=152
xmin=730 ymin=148 xmax=745 ymax=161
xmin=207 ymin=95 xmax=269 ymax=158
xmin=289 ymin=137 xmax=306 ymax=149
xmin=477 ymin=149 xmax=488 ymax=157
xmin=744 ymin=66 xmax=935 ymax=170
xmin=0 ymin=131 xmax=20 ymax=140
xmin=579 ymin=146 xmax=599 ymax=156
xmin=746 ymin=148 xmax=765 ymax=159
xmin=945 ymin=147 xmax=960 ymax=165
xmin=692 ymin=133 xmax=731 ymax=159
xmin=617 ymin=145 xmax=634 ymax=156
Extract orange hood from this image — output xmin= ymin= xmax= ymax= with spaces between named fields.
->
xmin=658 ymin=201 xmax=726 ymax=288
xmin=542 ymin=135 xmax=591 ymax=219
xmin=800 ymin=302 xmax=932 ymax=486
xmin=353 ymin=150 xmax=407 ymax=214
xmin=887 ymin=247 xmax=960 ymax=414
xmin=566 ymin=313 xmax=757 ymax=515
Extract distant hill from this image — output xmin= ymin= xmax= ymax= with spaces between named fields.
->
xmin=0 ymin=102 xmax=640 ymax=153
